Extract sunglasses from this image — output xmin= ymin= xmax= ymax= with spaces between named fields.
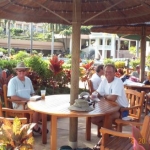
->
xmin=17 ymin=70 xmax=26 ymax=72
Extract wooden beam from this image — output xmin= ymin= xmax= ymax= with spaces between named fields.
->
xmin=69 ymin=0 xmax=81 ymax=149
xmin=140 ymin=26 xmax=146 ymax=82
xmin=83 ymin=0 xmax=125 ymax=24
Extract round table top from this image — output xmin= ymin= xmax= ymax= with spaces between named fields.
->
xmin=27 ymin=94 xmax=120 ymax=117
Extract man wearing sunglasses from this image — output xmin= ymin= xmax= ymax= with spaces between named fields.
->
xmin=7 ymin=61 xmax=44 ymax=134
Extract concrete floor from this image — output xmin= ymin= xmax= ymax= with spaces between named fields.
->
xmin=33 ymin=115 xmax=137 ymax=150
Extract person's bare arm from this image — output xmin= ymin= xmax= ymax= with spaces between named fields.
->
xmin=104 ymin=94 xmax=118 ymax=102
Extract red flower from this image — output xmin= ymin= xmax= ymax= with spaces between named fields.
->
xmin=49 ymin=55 xmax=64 ymax=75
xmin=81 ymin=61 xmax=94 ymax=70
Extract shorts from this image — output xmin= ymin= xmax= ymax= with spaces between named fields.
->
xmin=13 ymin=103 xmax=28 ymax=110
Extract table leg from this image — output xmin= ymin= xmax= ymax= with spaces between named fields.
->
xmin=86 ymin=117 xmax=91 ymax=141
xmin=42 ymin=113 xmax=47 ymax=144
xmin=103 ymin=114 xmax=111 ymax=145
xmin=50 ymin=115 xmax=57 ymax=150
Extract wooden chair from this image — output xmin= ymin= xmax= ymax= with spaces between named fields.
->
xmin=2 ymin=84 xmax=33 ymax=123
xmin=145 ymin=93 xmax=150 ymax=115
xmin=3 ymin=84 xmax=27 ymax=109
xmin=117 ymin=89 xmax=145 ymax=131
xmin=99 ymin=115 xmax=150 ymax=150
xmin=87 ymin=79 xmax=94 ymax=95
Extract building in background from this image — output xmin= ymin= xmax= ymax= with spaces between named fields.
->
xmin=0 ymin=20 xmax=150 ymax=58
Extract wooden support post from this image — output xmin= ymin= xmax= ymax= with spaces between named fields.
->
xmin=140 ymin=26 xmax=146 ymax=82
xmin=69 ymin=0 xmax=81 ymax=149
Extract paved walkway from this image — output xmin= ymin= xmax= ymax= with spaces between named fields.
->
xmin=34 ymin=117 xmax=100 ymax=150
xmin=33 ymin=113 xmax=144 ymax=150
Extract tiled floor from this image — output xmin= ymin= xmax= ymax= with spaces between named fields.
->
xmin=33 ymin=113 xmax=145 ymax=150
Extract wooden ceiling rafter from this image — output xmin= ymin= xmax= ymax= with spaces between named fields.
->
xmin=83 ymin=0 xmax=125 ymax=24
xmin=32 ymin=0 xmax=72 ymax=24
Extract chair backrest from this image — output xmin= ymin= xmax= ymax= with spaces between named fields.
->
xmin=125 ymin=89 xmax=145 ymax=120
xmin=141 ymin=115 xmax=150 ymax=143
xmin=145 ymin=94 xmax=150 ymax=115
xmin=87 ymin=79 xmax=94 ymax=94
xmin=3 ymin=84 xmax=12 ymax=108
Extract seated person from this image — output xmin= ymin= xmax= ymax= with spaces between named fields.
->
xmin=90 ymin=64 xmax=104 ymax=90
xmin=131 ymin=65 xmax=140 ymax=79
xmin=7 ymin=62 xmax=47 ymax=134
xmin=91 ymin=64 xmax=129 ymax=129
xmin=143 ymin=72 xmax=150 ymax=85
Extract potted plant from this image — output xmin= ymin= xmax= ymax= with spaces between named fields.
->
xmin=0 ymin=117 xmax=35 ymax=150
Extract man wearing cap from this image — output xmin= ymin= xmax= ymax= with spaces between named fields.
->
xmin=7 ymin=61 xmax=44 ymax=134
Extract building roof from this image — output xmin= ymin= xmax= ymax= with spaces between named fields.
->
xmin=0 ymin=39 xmax=64 ymax=51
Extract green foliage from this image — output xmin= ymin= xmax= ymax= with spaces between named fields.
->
xmin=25 ymin=55 xmax=51 ymax=79
xmin=10 ymin=28 xmax=23 ymax=36
xmin=129 ymin=46 xmax=136 ymax=55
xmin=13 ymin=51 xmax=29 ymax=61
xmin=44 ymin=33 xmax=52 ymax=40
xmin=146 ymin=54 xmax=150 ymax=67
xmin=0 ymin=59 xmax=17 ymax=74
xmin=0 ymin=27 xmax=3 ymax=34
xmin=60 ymin=29 xmax=72 ymax=36
xmin=35 ymin=33 xmax=45 ymax=40
xmin=103 ymin=58 xmax=114 ymax=65
xmin=129 ymin=59 xmax=140 ymax=69
xmin=0 ymin=48 xmax=7 ymax=54
xmin=10 ymin=48 xmax=15 ymax=55
xmin=32 ymin=50 xmax=38 ymax=54
xmin=114 ymin=61 xmax=125 ymax=68
xmin=80 ymin=26 xmax=92 ymax=35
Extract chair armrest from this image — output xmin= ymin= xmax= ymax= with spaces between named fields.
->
xmin=7 ymin=99 xmax=27 ymax=105
xmin=115 ymin=119 xmax=143 ymax=127
xmin=100 ymin=127 xmax=131 ymax=138
xmin=2 ymin=108 xmax=34 ymax=114
xmin=0 ymin=116 xmax=28 ymax=124
xmin=120 ymin=105 xmax=141 ymax=111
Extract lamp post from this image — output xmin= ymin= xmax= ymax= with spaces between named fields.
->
xmin=51 ymin=24 xmax=54 ymax=56
xmin=7 ymin=20 xmax=11 ymax=57
xmin=30 ymin=23 xmax=33 ymax=54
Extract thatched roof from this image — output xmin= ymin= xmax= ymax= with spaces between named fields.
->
xmin=91 ymin=23 xmax=150 ymax=35
xmin=0 ymin=0 xmax=150 ymax=25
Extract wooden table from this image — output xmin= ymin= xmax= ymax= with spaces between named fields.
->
xmin=28 ymin=94 xmax=120 ymax=150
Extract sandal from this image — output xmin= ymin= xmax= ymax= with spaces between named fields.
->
xmin=33 ymin=127 xmax=49 ymax=135
xmin=33 ymin=127 xmax=42 ymax=135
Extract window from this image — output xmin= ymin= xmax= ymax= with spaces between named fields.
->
xmin=99 ymin=39 xmax=103 ymax=45
xmin=91 ymin=39 xmax=95 ymax=44
xmin=106 ymin=39 xmax=111 ymax=45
